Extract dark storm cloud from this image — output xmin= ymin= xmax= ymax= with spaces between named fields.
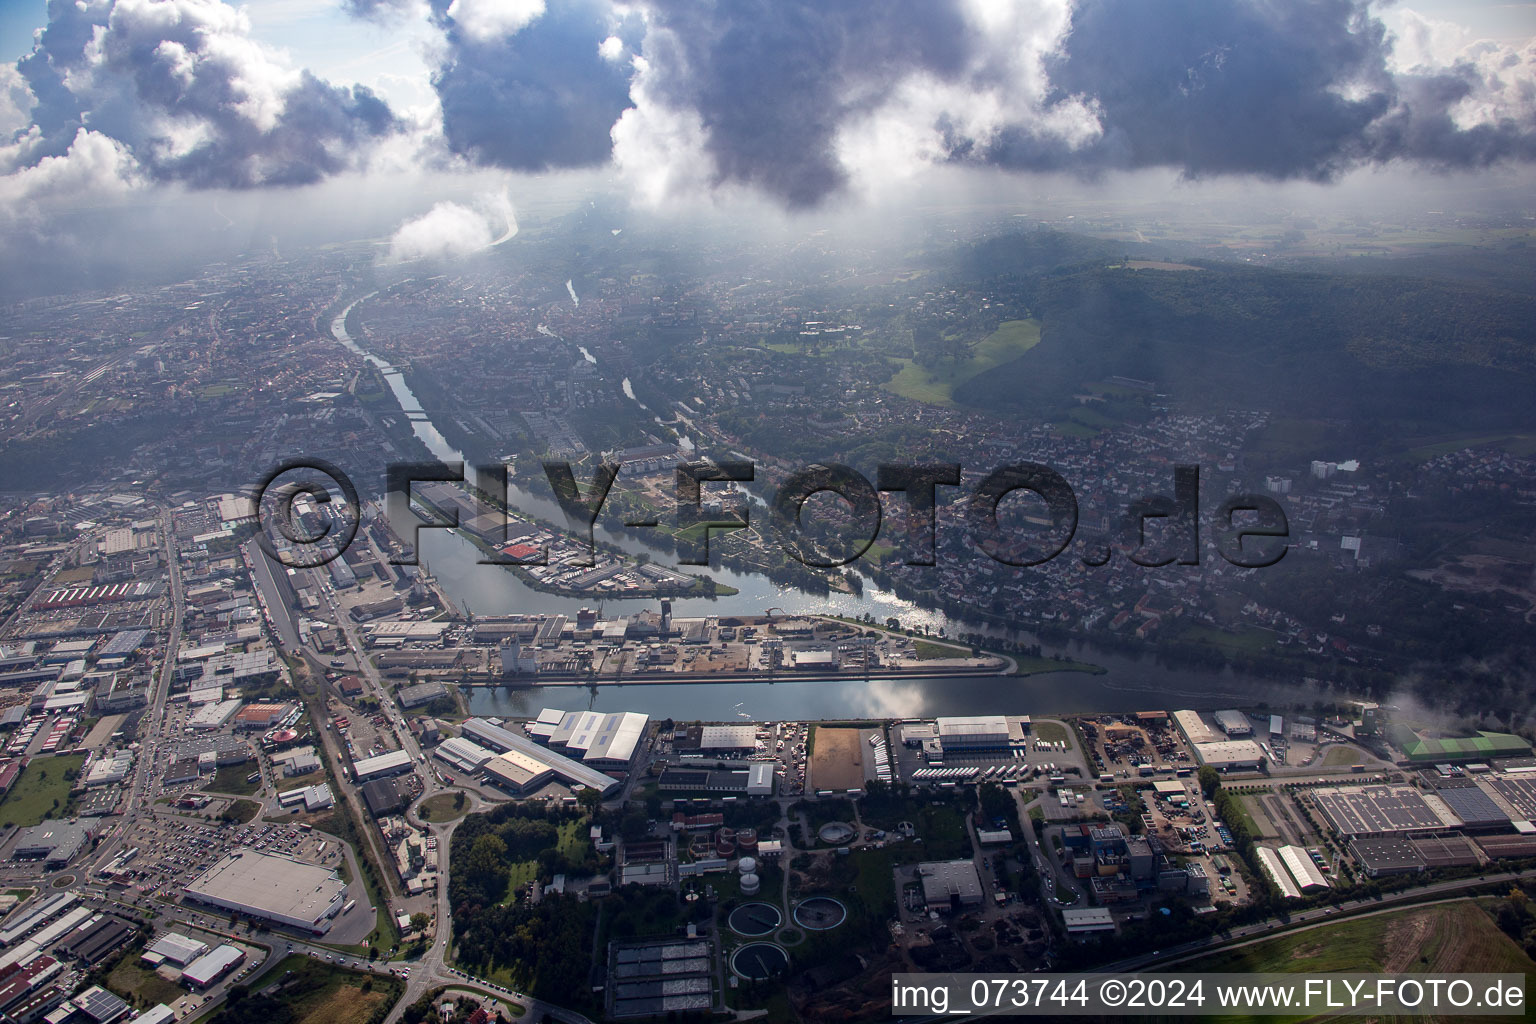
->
xmin=7 ymin=0 xmax=401 ymax=189
xmin=1030 ymin=0 xmax=1396 ymax=179
xmin=431 ymin=0 xmax=640 ymax=172
xmin=631 ymin=0 xmax=976 ymax=207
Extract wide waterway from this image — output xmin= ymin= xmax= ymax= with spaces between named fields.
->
xmin=329 ymin=299 xmax=1327 ymax=722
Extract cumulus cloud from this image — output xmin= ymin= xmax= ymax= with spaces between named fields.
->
xmin=0 ymin=128 xmax=141 ymax=209
xmin=3 ymin=0 xmax=400 ymax=199
xmin=445 ymin=0 xmax=546 ymax=43
xmin=385 ymin=188 xmax=516 ymax=261
xmin=404 ymin=0 xmax=1536 ymax=208
xmin=432 ymin=0 xmax=640 ymax=171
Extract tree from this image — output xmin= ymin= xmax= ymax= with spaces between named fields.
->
xmin=409 ymin=911 xmax=430 ymax=933
xmin=1198 ymin=765 xmax=1221 ymax=799
xmin=576 ymin=788 xmax=600 ymax=812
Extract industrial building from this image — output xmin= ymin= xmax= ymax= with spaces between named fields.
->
xmin=187 ymin=699 xmax=241 ymax=731
xmin=233 ymin=702 xmax=293 ymax=731
xmin=351 ymin=749 xmax=414 ymax=782
xmin=396 ymin=682 xmax=449 ymax=709
xmin=1277 ymin=845 xmax=1329 ymax=891
xmin=656 ymin=763 xmax=775 ymax=797
xmin=1173 ymin=710 xmax=1220 ymax=745
xmin=12 ymin=820 xmax=92 ymax=867
xmin=1192 ymin=740 xmax=1265 ymax=770
xmin=1310 ymin=786 xmax=1451 ymax=836
xmin=360 ymin=779 xmax=405 ymax=817
xmin=181 ymin=944 xmax=245 ymax=988
xmin=695 ymin=724 xmax=756 ymax=753
xmin=459 ymin=718 xmax=620 ymax=794
xmin=934 ymin=716 xmax=1010 ymax=752
xmin=141 ymin=933 xmax=207 ymax=968
xmin=1349 ymin=836 xmax=1427 ymax=877
xmin=1061 ymin=907 xmax=1115 ymax=935
xmin=917 ymin=860 xmax=984 ymax=910
xmin=434 ymin=737 xmax=495 ymax=775
xmin=1255 ymin=846 xmax=1301 ymax=898
xmin=1214 ymin=710 xmax=1252 ymax=736
xmin=481 ymin=749 xmax=557 ymax=794
xmin=276 ymin=784 xmax=334 ymax=812
xmin=183 ymin=851 xmax=347 ymax=934
xmin=1410 ymin=834 xmax=1481 ymax=869
xmin=526 ymin=709 xmax=649 ymax=768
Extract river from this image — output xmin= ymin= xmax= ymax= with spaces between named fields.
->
xmin=329 ymin=298 xmax=1326 ymax=721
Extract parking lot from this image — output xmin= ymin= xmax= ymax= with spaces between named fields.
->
xmin=100 ymin=817 xmax=343 ymax=905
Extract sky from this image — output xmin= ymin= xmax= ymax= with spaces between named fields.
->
xmin=0 ymin=0 xmax=1532 ymax=287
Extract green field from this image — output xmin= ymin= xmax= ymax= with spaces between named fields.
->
xmin=912 ymin=640 xmax=964 ymax=660
xmin=225 ymin=798 xmax=262 ymax=823
xmin=1321 ymin=745 xmax=1368 ymax=767
xmin=105 ymin=945 xmax=186 ymax=1007
xmin=416 ymin=792 xmax=467 ymax=822
xmin=1032 ymin=721 xmax=1069 ymax=745
xmin=209 ymin=954 xmax=403 ymax=1024
xmin=1183 ymin=901 xmax=1536 ymax=980
xmin=211 ymin=764 xmax=262 ymax=796
xmin=0 ymin=754 xmax=84 ymax=827
xmin=1011 ymin=655 xmax=1105 ymax=677
xmin=1181 ymin=624 xmax=1277 ymax=656
xmin=883 ymin=319 xmax=1041 ymax=406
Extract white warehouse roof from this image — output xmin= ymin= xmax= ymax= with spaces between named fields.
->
xmin=1279 ymin=845 xmax=1329 ymax=891
xmin=352 ymin=749 xmax=413 ymax=780
xmin=699 ymin=724 xmax=756 ymax=750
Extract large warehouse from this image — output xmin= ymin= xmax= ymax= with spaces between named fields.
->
xmin=434 ymin=736 xmax=495 ymax=775
xmin=526 ymin=709 xmax=649 ymax=768
xmin=935 ymin=716 xmax=1010 ymax=752
xmin=461 ymin=717 xmax=620 ymax=794
xmin=351 ymin=749 xmax=413 ymax=782
xmin=1213 ymin=710 xmax=1253 ymax=736
xmin=183 ymin=851 xmax=348 ymax=934
xmin=482 ymin=749 xmax=557 ymax=794
xmin=696 ymin=724 xmax=757 ymax=753
xmin=1310 ymin=786 xmax=1453 ymax=837
xmin=1192 ymin=739 xmax=1265 ymax=770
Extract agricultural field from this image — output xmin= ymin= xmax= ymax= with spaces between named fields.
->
xmin=1185 ymin=901 xmax=1536 ymax=977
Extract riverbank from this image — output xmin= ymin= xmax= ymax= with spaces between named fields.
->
xmin=816 ymin=614 xmax=1105 ymax=677
xmin=454 ymin=660 xmax=1011 ymax=688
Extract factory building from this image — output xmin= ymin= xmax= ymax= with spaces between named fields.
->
xmin=460 ymin=718 xmax=620 ymax=794
xmin=1213 ymin=710 xmax=1252 ymax=736
xmin=526 ymin=709 xmax=649 ymax=769
xmin=351 ymin=749 xmax=414 ymax=782
xmin=434 ymin=737 xmax=495 ymax=775
xmin=917 ymin=860 xmax=984 ymax=910
xmin=182 ymin=851 xmax=347 ymax=934
xmin=934 ymin=716 xmax=1011 ymax=752
xmin=1192 ymin=740 xmax=1265 ymax=770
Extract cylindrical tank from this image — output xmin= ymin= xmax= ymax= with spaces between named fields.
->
xmin=738 ymin=856 xmax=757 ymax=875
xmin=716 ymin=826 xmax=737 ymax=857
xmin=740 ymin=872 xmax=760 ymax=896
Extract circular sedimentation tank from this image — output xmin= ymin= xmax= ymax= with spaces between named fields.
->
xmin=727 ymin=901 xmax=783 ymax=936
xmin=793 ymin=896 xmax=847 ymax=931
xmin=731 ymin=942 xmax=789 ymax=980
